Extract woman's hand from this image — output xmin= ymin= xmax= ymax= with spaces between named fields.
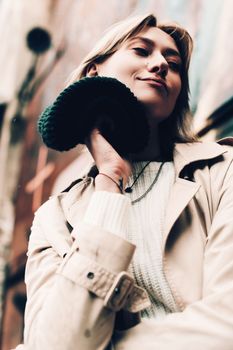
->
xmin=85 ymin=129 xmax=132 ymax=193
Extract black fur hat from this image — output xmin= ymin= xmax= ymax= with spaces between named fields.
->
xmin=38 ymin=76 xmax=149 ymax=157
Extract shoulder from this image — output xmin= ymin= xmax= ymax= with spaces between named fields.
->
xmin=29 ymin=178 xmax=92 ymax=258
xmin=35 ymin=174 xmax=93 ymax=216
xmin=33 ymin=175 xmax=94 ymax=231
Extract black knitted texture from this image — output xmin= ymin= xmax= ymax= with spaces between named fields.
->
xmin=38 ymin=76 xmax=149 ymax=156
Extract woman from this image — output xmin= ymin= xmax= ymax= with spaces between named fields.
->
xmin=16 ymin=14 xmax=233 ymax=350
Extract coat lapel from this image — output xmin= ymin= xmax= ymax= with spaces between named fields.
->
xmin=163 ymin=178 xmax=200 ymax=250
xmin=162 ymin=139 xmax=229 ymax=250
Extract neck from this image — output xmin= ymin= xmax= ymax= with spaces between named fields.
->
xmin=131 ymin=124 xmax=161 ymax=161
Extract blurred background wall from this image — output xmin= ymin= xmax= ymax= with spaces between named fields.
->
xmin=0 ymin=0 xmax=232 ymax=348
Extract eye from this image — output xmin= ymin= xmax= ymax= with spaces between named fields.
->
xmin=168 ymin=61 xmax=181 ymax=72
xmin=132 ymin=47 xmax=149 ymax=57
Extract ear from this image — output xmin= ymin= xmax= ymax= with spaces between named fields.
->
xmin=87 ymin=63 xmax=98 ymax=77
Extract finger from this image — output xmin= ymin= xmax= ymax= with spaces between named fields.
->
xmin=89 ymin=129 xmax=116 ymax=155
xmin=84 ymin=128 xmax=100 ymax=153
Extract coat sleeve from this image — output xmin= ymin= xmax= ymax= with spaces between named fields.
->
xmin=113 ymin=158 xmax=233 ymax=350
xmin=21 ymin=194 xmax=139 ymax=350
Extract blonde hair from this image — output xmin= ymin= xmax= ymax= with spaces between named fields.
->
xmin=69 ymin=14 xmax=197 ymax=159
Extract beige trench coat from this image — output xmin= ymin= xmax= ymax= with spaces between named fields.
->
xmin=16 ymin=138 xmax=233 ymax=350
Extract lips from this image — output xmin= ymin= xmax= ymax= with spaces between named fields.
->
xmin=137 ymin=77 xmax=168 ymax=94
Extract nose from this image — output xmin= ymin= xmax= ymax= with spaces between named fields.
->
xmin=146 ymin=54 xmax=168 ymax=79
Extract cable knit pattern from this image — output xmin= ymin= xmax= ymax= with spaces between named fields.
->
xmin=83 ymin=161 xmax=178 ymax=320
xmin=84 ymin=191 xmax=131 ymax=237
xmin=125 ymin=161 xmax=178 ymax=319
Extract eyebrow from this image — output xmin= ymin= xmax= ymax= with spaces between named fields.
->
xmin=128 ymin=36 xmax=181 ymax=60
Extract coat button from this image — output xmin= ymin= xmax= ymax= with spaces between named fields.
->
xmin=87 ymin=272 xmax=94 ymax=279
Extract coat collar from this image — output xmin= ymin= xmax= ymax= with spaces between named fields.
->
xmin=60 ymin=137 xmax=232 ymax=234
xmin=61 ymin=137 xmax=232 ymax=194
xmin=85 ymin=137 xmax=232 ymax=181
xmin=173 ymin=137 xmax=231 ymax=178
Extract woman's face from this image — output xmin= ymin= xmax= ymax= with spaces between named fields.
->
xmin=91 ymin=27 xmax=182 ymax=123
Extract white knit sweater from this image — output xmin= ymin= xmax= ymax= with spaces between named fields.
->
xmin=84 ymin=161 xmax=178 ymax=319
